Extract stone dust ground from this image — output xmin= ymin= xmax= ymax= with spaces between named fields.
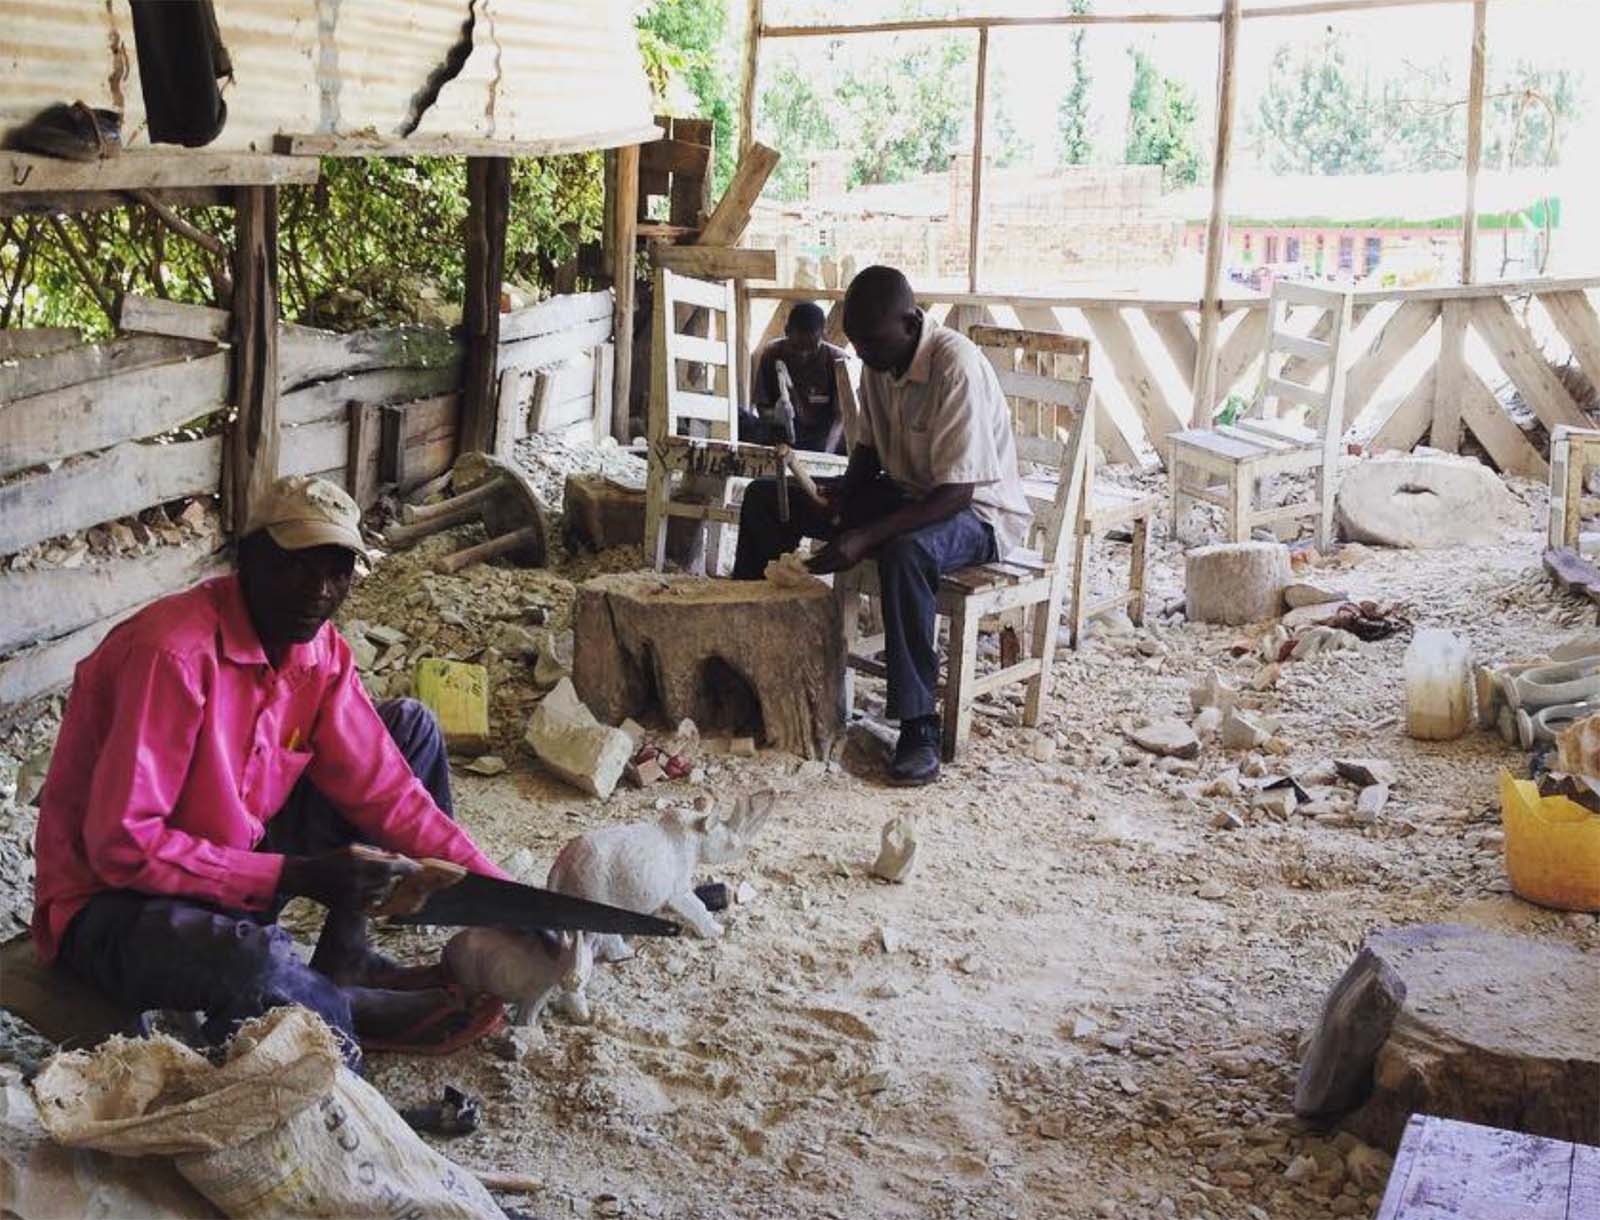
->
xmin=1 ymin=452 xmax=1596 ymax=1220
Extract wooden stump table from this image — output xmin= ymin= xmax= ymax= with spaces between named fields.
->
xmin=572 ymin=571 xmax=844 ymax=759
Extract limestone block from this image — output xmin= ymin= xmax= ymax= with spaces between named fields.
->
xmin=525 ymin=678 xmax=633 ymax=799
xmin=1297 ymin=924 xmax=1599 ymax=1150
xmin=1335 ymin=457 xmax=1521 ymax=548
xmin=1185 ymin=542 xmax=1290 ymax=625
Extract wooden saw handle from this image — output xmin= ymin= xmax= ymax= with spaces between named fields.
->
xmin=353 ymin=845 xmax=468 ymax=917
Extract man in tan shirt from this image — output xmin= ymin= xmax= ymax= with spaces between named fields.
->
xmin=733 ymin=265 xmax=1030 ymax=785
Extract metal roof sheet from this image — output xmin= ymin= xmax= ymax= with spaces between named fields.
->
xmin=1 ymin=0 xmax=655 ymax=156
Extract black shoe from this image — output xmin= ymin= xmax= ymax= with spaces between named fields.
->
xmin=889 ymin=715 xmax=941 ymax=786
xmin=7 ymin=102 xmax=121 ymax=161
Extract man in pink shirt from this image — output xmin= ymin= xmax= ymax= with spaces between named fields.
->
xmin=33 ymin=476 xmax=512 ymax=1064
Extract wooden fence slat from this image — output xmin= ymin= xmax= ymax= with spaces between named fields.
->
xmin=279 ymin=418 xmax=349 ymax=478
xmin=0 ymin=327 xmax=78 ymax=360
xmin=0 ymin=352 xmax=229 ymax=479
xmin=0 ymin=333 xmax=214 ymax=403
xmin=117 ymin=295 xmax=230 ymax=343
xmin=281 ymin=323 xmax=460 ymax=392
xmin=1342 ymin=299 xmax=1441 ymax=420
xmin=497 ymin=318 xmax=614 ymax=375
xmin=0 ymin=541 xmax=224 ymax=655
xmin=1369 ymin=367 xmax=1436 ymax=452
xmin=279 ymin=364 xmax=461 ymax=427
xmin=117 ymin=295 xmax=463 ymax=395
xmin=1145 ymin=309 xmax=1198 ymax=392
xmin=1540 ymin=290 xmax=1600 ymax=385
xmin=498 ymin=289 xmax=613 ymax=343
xmin=0 ymin=611 xmax=131 ymax=712
xmin=0 ymin=436 xmax=223 ymax=556
xmin=1083 ymin=307 xmax=1185 ymax=453
xmin=1459 ymin=366 xmax=1547 ymax=479
xmin=1470 ymin=295 xmax=1588 ymax=431
xmin=1432 ymin=300 xmax=1470 ymax=453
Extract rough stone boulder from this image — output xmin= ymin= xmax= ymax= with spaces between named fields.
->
xmin=1185 ymin=541 xmax=1290 ymax=625
xmin=525 ymin=678 xmax=633 ymax=800
xmin=1334 ymin=457 xmax=1521 ymax=548
xmin=1295 ymin=923 xmax=1599 ymax=1152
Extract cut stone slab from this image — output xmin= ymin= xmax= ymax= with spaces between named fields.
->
xmin=1189 ymin=667 xmax=1239 ymax=713
xmin=1220 ymin=707 xmax=1270 ymax=751
xmin=572 ymin=572 xmax=844 ymax=759
xmin=871 ymin=815 xmax=920 ymax=883
xmin=1294 ymin=945 xmax=1408 ymax=1122
xmin=1284 ymin=582 xmax=1349 ymax=609
xmin=1334 ymin=457 xmax=1521 ymax=548
xmin=1299 ymin=924 xmax=1600 ymax=1151
xmin=1131 ymin=718 xmax=1201 ymax=759
xmin=1185 ymin=542 xmax=1291 ymax=625
xmin=524 ymin=678 xmax=633 ymax=800
xmin=1353 ymin=783 xmax=1390 ymax=823
xmin=1335 ymin=758 xmax=1399 ymax=788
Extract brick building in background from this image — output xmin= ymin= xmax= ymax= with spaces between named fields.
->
xmin=745 ymin=151 xmax=1185 ymax=293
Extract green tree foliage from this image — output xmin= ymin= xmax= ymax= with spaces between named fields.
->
xmin=758 ymin=35 xmax=1030 ymax=197
xmin=1252 ymin=35 xmax=1387 ymax=174
xmin=760 ymin=56 xmax=838 ymax=202
xmin=1 ymin=154 xmax=603 ymax=335
xmin=835 ymin=39 xmax=976 ymax=187
xmin=1124 ymin=48 xmax=1202 ymax=190
xmin=1251 ymin=32 xmax=1585 ymax=176
xmin=635 ymin=0 xmax=737 ymax=194
xmin=1057 ymin=0 xmax=1094 ymax=166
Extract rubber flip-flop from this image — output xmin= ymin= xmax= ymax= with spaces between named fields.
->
xmin=362 ymin=985 xmax=505 ymax=1057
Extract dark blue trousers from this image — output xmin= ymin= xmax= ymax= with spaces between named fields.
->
xmin=732 ymin=477 xmax=996 ymax=722
xmin=56 ymin=698 xmax=452 ymax=1067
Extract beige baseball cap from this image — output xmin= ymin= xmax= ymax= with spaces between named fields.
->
xmin=245 ymin=475 xmax=368 ymax=557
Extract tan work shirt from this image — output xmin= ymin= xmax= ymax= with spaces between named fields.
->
xmin=850 ymin=311 xmax=1032 ymax=557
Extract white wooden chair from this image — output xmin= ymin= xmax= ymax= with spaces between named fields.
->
xmin=1547 ymin=425 xmax=1600 ymax=552
xmin=643 ymin=266 xmax=845 ymax=572
xmin=970 ymin=325 xmax=1159 ymax=648
xmin=832 ymin=356 xmax=1092 ymax=761
xmin=1169 ymin=281 xmax=1355 ymax=550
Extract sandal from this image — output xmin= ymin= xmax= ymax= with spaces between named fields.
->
xmin=362 ymin=985 xmax=505 ymax=1057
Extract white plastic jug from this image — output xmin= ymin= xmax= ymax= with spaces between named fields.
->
xmin=1405 ymin=628 xmax=1473 ymax=740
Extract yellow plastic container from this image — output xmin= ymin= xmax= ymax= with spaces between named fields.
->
xmin=1498 ymin=770 xmax=1600 ymax=912
xmin=414 ymin=658 xmax=491 ymax=752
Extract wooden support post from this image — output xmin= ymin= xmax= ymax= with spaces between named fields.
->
xmin=610 ymin=144 xmax=641 ymax=442
xmin=739 ymin=0 xmax=763 ymax=158
xmin=228 ymin=185 xmax=280 ymax=533
xmin=1460 ymin=0 xmax=1487 ymax=285
xmin=1191 ymin=0 xmax=1240 ymax=428
xmin=1433 ymin=301 xmax=1469 ymax=452
xmin=967 ymin=26 xmax=989 ymax=295
xmin=461 ymin=156 xmax=511 ymax=457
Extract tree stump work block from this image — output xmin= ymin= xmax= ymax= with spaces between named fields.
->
xmin=572 ymin=572 xmax=844 ymax=759
xmin=1296 ymin=923 xmax=1599 ymax=1152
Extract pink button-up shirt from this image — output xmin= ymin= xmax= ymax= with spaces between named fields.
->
xmin=32 ymin=573 xmax=504 ymax=961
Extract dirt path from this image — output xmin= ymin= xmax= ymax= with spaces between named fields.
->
xmin=2 ymin=464 xmax=1595 ymax=1220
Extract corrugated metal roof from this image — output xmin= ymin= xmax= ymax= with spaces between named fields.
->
xmin=0 ymin=0 xmax=654 ymax=155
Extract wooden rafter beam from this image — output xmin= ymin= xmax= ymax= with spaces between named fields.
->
xmin=0 ymin=152 xmax=315 ymax=195
xmin=272 ymin=125 xmax=662 ymax=160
